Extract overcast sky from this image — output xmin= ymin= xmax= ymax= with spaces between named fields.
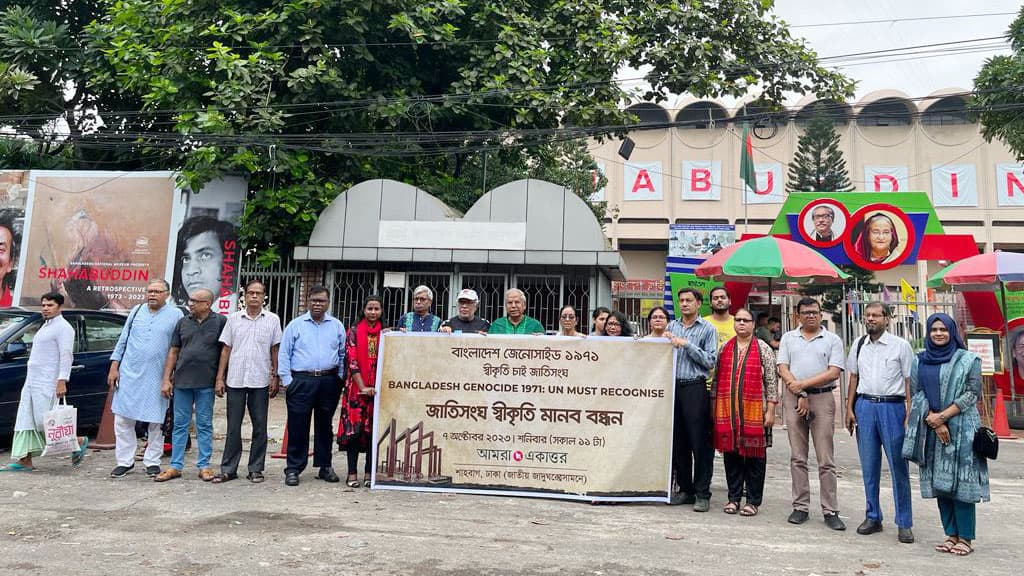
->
xmin=771 ymin=0 xmax=1019 ymax=101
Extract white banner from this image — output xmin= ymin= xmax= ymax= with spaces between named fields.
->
xmin=996 ymin=163 xmax=1024 ymax=206
xmin=681 ymin=160 xmax=721 ymax=201
xmin=864 ymin=165 xmax=909 ymax=192
xmin=931 ymin=164 xmax=978 ymax=207
xmin=744 ymin=162 xmax=786 ymax=204
xmin=623 ymin=161 xmax=663 ymax=202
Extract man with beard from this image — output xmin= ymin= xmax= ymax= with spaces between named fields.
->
xmin=703 ymin=286 xmax=735 ymax=350
xmin=845 ymin=301 xmax=915 ymax=544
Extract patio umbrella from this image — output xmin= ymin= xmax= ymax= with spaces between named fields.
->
xmin=928 ymin=250 xmax=1024 ymax=399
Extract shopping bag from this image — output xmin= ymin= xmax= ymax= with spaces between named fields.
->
xmin=41 ymin=398 xmax=79 ymax=457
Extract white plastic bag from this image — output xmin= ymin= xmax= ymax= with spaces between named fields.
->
xmin=41 ymin=398 xmax=78 ymax=457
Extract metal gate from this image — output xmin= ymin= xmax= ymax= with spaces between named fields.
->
xmin=515 ymin=275 xmax=561 ymax=332
xmin=839 ymin=294 xmax=960 ymax=351
xmin=328 ymin=270 xmax=378 ymax=328
xmin=407 ymin=272 xmax=452 ymax=320
xmin=460 ymin=273 xmax=507 ymax=324
xmin=239 ymin=252 xmax=303 ymax=324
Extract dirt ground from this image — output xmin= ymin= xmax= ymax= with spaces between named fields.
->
xmin=1 ymin=396 xmax=1022 ymax=576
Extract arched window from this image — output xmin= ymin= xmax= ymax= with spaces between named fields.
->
xmin=794 ymin=99 xmax=851 ymax=126
xmin=624 ymin=103 xmax=670 ymax=128
xmin=921 ymin=96 xmax=970 ymax=126
xmin=675 ymin=101 xmax=728 ymax=129
xmin=857 ymin=98 xmax=914 ymax=126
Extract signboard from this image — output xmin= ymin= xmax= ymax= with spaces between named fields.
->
xmin=743 ymin=163 xmax=786 ymax=205
xmin=966 ymin=331 xmax=1002 ymax=375
xmin=0 ymin=170 xmax=27 ymax=307
xmin=667 ymin=272 xmax=720 ymax=317
xmin=372 ymin=333 xmax=675 ymax=502
xmin=623 ymin=161 xmax=664 ymax=202
xmin=665 ymin=223 xmax=735 ymax=319
xmin=681 ymin=160 xmax=722 ymax=201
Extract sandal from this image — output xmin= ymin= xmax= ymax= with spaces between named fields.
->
xmin=247 ymin=471 xmax=265 ymax=484
xmin=950 ymin=540 xmax=974 ymax=556
xmin=935 ymin=538 xmax=958 ymax=553
xmin=363 ymin=479 xmax=371 ymax=488
xmin=739 ymin=504 xmax=759 ymax=517
xmin=72 ymin=438 xmax=90 ymax=467
xmin=210 ymin=473 xmax=238 ymax=484
xmin=0 ymin=462 xmax=35 ymax=472
xmin=723 ymin=502 xmax=740 ymax=514
xmin=346 ymin=475 xmax=360 ymax=488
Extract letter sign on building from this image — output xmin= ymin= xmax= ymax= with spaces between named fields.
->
xmin=997 ymin=164 xmax=1024 ymax=206
xmin=744 ymin=163 xmax=785 ymax=205
xmin=623 ymin=161 xmax=664 ymax=201
xmin=931 ymin=164 xmax=978 ymax=207
xmin=864 ymin=166 xmax=909 ymax=192
xmin=682 ymin=160 xmax=721 ymax=201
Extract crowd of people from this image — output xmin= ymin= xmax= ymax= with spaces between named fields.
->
xmin=2 ymin=280 xmax=991 ymax=556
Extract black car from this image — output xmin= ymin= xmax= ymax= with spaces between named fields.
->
xmin=0 ymin=309 xmax=126 ymax=438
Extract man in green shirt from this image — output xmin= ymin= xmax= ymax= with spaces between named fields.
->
xmin=489 ymin=288 xmax=545 ymax=334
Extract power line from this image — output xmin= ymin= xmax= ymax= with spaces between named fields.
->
xmin=789 ymin=12 xmax=1018 ymax=29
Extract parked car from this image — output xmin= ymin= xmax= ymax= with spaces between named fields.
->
xmin=0 ymin=309 xmax=126 ymax=439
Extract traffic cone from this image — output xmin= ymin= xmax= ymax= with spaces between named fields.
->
xmin=90 ymin=388 xmax=117 ymax=450
xmin=270 ymin=421 xmax=313 ymax=458
xmin=993 ymin=391 xmax=1013 ymax=439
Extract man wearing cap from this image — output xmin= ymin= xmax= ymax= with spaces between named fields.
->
xmin=440 ymin=289 xmax=490 ymax=334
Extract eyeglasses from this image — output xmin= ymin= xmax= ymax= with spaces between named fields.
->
xmin=413 ymin=296 xmax=430 ymax=301
xmin=734 ymin=318 xmax=753 ymax=323
xmin=649 ymin=315 xmax=667 ymax=320
xmin=146 ymin=289 xmax=168 ymax=294
xmin=308 ymin=298 xmax=329 ymax=304
xmin=605 ymin=322 xmax=621 ymax=328
xmin=799 ymin=310 xmax=821 ymax=317
xmin=188 ymin=298 xmax=212 ymax=304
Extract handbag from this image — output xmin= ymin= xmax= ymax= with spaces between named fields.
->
xmin=973 ymin=426 xmax=999 ymax=460
xmin=41 ymin=398 xmax=79 ymax=457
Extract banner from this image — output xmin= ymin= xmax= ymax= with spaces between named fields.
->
xmin=681 ymin=160 xmax=721 ymax=200
xmin=931 ymin=164 xmax=978 ymax=207
xmin=372 ymin=333 xmax=675 ymax=502
xmin=0 ymin=170 xmax=27 ymax=307
xmin=743 ymin=163 xmax=786 ymax=204
xmin=668 ymin=272 xmax=720 ymax=317
xmin=623 ymin=161 xmax=663 ymax=201
xmin=864 ymin=165 xmax=909 ymax=192
xmin=996 ymin=164 xmax=1024 ymax=207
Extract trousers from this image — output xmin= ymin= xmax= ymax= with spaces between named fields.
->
xmin=783 ymin=387 xmax=839 ymax=514
xmin=114 ymin=414 xmax=163 ymax=468
xmin=284 ymin=374 xmax=341 ymax=474
xmin=221 ymin=386 xmax=270 ymax=475
xmin=170 ymin=387 xmax=215 ymax=471
xmin=937 ymin=496 xmax=976 ymax=540
xmin=672 ymin=379 xmax=714 ymax=499
xmin=855 ymin=397 xmax=913 ymax=528
xmin=723 ymin=452 xmax=767 ymax=506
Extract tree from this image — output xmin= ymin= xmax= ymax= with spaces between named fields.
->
xmin=7 ymin=1 xmax=853 ymax=263
xmin=786 ymin=111 xmax=854 ymax=192
xmin=800 ymin=266 xmax=878 ymax=332
xmin=973 ymin=7 xmax=1024 ymax=160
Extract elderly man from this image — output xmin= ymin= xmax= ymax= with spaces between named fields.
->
xmin=778 ymin=297 xmax=847 ymax=531
xmin=155 ymin=288 xmax=227 ymax=482
xmin=278 ymin=285 xmax=346 ymax=486
xmin=489 ymin=288 xmax=545 ymax=335
xmin=212 ymin=279 xmax=283 ymax=484
xmin=399 ymin=285 xmax=441 ymax=332
xmin=440 ymin=289 xmax=490 ymax=334
xmin=108 ymin=279 xmax=184 ymax=478
xmin=811 ymin=205 xmax=836 ymax=242
xmin=1 ymin=292 xmax=90 ymax=472
xmin=845 ymin=302 xmax=915 ymax=544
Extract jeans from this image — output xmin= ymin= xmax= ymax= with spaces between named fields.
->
xmin=170 ymin=387 xmax=215 ymax=471
xmin=854 ymin=397 xmax=913 ymax=528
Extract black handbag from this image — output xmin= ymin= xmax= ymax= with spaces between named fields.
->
xmin=973 ymin=426 xmax=999 ymax=460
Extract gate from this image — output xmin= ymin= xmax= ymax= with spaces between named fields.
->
xmin=239 ymin=252 xmax=303 ymax=324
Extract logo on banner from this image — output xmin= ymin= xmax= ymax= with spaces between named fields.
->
xmin=931 ymin=164 xmax=978 ymax=207
xmin=682 ymin=160 xmax=721 ymax=200
xmin=623 ymin=161 xmax=663 ymax=201
xmin=864 ymin=166 xmax=909 ymax=192
xmin=843 ymin=203 xmax=915 ymax=271
xmin=744 ymin=163 xmax=785 ymax=204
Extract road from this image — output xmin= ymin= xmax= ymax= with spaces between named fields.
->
xmin=1 ymin=396 xmax=1021 ymax=576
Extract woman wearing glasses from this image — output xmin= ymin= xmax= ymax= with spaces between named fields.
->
xmin=601 ymin=310 xmax=634 ymax=337
xmin=557 ymin=305 xmax=585 ymax=337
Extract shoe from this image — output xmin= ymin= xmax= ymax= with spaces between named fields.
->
xmin=110 ymin=464 xmax=135 ymax=478
xmin=824 ymin=512 xmax=847 ymax=531
xmin=857 ymin=519 xmax=883 ymax=535
xmin=317 ymin=467 xmax=340 ymax=483
xmin=154 ymin=468 xmax=182 ymax=482
xmin=898 ymin=528 xmax=915 ymax=544
xmin=668 ymin=492 xmax=696 ymax=506
xmin=693 ymin=498 xmax=710 ymax=513
xmin=787 ymin=509 xmax=809 ymax=524
xmin=145 ymin=465 xmax=161 ymax=478
xmin=285 ymin=471 xmax=300 ymax=486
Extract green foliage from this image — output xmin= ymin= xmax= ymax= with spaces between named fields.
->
xmin=973 ymin=7 xmax=1024 ymax=160
xmin=786 ymin=110 xmax=853 ymax=192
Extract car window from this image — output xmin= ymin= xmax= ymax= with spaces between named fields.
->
xmin=11 ymin=321 xmax=42 ymax=352
xmin=0 ymin=311 xmax=30 ymax=333
xmin=84 ymin=316 xmax=124 ymax=352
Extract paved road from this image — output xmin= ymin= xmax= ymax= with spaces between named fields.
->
xmin=1 ymin=397 xmax=1021 ymax=576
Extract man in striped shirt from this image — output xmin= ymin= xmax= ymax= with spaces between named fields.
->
xmin=666 ymin=287 xmax=718 ymax=512
xmin=213 ymin=280 xmax=283 ymax=484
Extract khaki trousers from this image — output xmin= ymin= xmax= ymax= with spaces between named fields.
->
xmin=783 ymin=387 xmax=838 ymax=514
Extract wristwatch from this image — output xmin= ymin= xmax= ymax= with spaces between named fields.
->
xmin=798 ymin=390 xmax=809 ymax=399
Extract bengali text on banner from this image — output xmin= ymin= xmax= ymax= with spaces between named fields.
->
xmin=371 ymin=333 xmax=676 ymax=502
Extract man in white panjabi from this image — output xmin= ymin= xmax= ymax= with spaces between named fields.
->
xmin=1 ymin=292 xmax=89 ymax=472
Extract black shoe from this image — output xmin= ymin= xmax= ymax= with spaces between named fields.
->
xmin=285 ymin=471 xmax=300 ymax=486
xmin=787 ymin=509 xmax=809 ymax=524
xmin=857 ymin=519 xmax=883 ymax=535
xmin=668 ymin=492 xmax=696 ymax=506
xmin=898 ymin=528 xmax=915 ymax=544
xmin=110 ymin=464 xmax=134 ymax=478
xmin=145 ymin=465 xmax=161 ymax=478
xmin=317 ymin=467 xmax=340 ymax=483
xmin=824 ymin=513 xmax=847 ymax=531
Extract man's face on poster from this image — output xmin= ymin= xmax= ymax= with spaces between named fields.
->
xmin=812 ymin=206 xmax=834 ymax=237
xmin=0 ymin=225 xmax=12 ymax=273
xmin=181 ymin=230 xmax=223 ymax=298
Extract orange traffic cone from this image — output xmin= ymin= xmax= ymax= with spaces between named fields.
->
xmin=90 ymin=389 xmax=117 ymax=450
xmin=270 ymin=421 xmax=314 ymax=458
xmin=994 ymin=392 xmax=1013 ymax=439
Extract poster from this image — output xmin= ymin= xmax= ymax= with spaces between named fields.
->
xmin=372 ymin=333 xmax=675 ymax=502
xmin=667 ymin=272 xmax=721 ymax=317
xmin=668 ymin=223 xmax=735 ymax=259
xmin=0 ymin=171 xmax=27 ymax=307
xmin=18 ymin=172 xmax=177 ymax=310
xmin=170 ymin=177 xmax=245 ymax=315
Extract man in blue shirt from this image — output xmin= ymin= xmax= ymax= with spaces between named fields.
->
xmin=278 ymin=285 xmax=346 ymax=486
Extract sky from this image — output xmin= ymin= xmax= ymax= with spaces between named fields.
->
xmin=770 ymin=0 xmax=1019 ymax=102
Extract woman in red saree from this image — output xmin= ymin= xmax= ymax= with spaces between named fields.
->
xmin=712 ymin=308 xmax=778 ymax=516
xmin=337 ymin=295 xmax=382 ymax=488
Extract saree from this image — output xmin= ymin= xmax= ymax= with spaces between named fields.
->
xmin=713 ymin=337 xmax=767 ymax=458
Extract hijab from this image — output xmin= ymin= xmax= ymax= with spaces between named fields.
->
xmin=917 ymin=313 xmax=965 ymax=411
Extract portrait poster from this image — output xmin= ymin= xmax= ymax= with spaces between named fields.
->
xmin=0 ymin=170 xmax=28 ymax=308
xmin=668 ymin=223 xmax=735 ymax=259
xmin=169 ymin=177 xmax=246 ymax=315
xmin=372 ymin=333 xmax=675 ymax=502
xmin=17 ymin=172 xmax=177 ymax=310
